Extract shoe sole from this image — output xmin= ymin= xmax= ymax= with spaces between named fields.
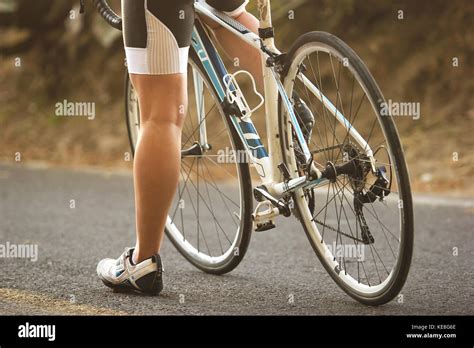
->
xmin=99 ymin=278 xmax=162 ymax=296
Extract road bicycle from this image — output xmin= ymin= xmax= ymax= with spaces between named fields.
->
xmin=89 ymin=0 xmax=414 ymax=306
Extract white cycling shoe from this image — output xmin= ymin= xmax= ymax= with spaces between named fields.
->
xmin=97 ymin=248 xmax=163 ymax=295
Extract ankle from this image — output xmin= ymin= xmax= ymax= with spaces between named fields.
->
xmin=132 ymin=249 xmax=157 ymax=265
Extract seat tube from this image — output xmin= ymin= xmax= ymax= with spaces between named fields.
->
xmin=258 ymin=0 xmax=283 ymax=188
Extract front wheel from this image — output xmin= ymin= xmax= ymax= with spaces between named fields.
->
xmin=280 ymin=32 xmax=414 ymax=305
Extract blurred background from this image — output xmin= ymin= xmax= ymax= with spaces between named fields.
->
xmin=0 ymin=0 xmax=473 ymax=195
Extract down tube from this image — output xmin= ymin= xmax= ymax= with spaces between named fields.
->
xmin=191 ymin=21 xmax=273 ymax=183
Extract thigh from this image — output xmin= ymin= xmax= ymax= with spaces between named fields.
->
xmin=122 ymin=0 xmax=195 ymax=75
xmin=122 ymin=0 xmax=192 ymax=125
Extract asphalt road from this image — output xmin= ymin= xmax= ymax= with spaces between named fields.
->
xmin=0 ymin=163 xmax=473 ymax=315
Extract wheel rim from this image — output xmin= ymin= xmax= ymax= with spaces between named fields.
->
xmin=126 ymin=61 xmax=247 ymax=268
xmin=283 ymin=42 xmax=409 ymax=296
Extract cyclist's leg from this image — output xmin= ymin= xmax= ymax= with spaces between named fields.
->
xmin=130 ymin=75 xmax=186 ymax=264
xmin=203 ymin=0 xmax=263 ymax=91
xmin=123 ymin=0 xmax=194 ymax=264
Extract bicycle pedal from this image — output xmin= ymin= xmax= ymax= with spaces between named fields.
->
xmin=252 ymin=200 xmax=279 ymax=232
xmin=254 ymin=221 xmax=276 ymax=232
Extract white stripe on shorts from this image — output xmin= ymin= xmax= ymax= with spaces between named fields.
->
xmin=145 ymin=5 xmax=189 ymax=74
xmin=125 ymin=0 xmax=189 ymax=75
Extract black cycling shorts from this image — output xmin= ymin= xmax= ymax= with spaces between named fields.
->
xmin=122 ymin=0 xmax=249 ymax=74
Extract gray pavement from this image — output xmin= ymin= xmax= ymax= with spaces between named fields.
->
xmin=0 ymin=163 xmax=472 ymax=315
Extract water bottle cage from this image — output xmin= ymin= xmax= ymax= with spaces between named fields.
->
xmin=223 ymin=70 xmax=264 ymax=121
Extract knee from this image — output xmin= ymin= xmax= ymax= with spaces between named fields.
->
xmin=131 ymin=73 xmax=187 ymax=129
xmin=139 ymin=92 xmax=187 ymax=129
xmin=141 ymin=105 xmax=186 ymax=131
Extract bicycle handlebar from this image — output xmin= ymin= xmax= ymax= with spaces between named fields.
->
xmin=92 ymin=0 xmax=122 ymax=31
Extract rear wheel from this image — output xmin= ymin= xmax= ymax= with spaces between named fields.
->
xmin=125 ymin=51 xmax=253 ymax=275
xmin=280 ymin=32 xmax=414 ymax=305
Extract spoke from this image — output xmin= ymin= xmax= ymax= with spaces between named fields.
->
xmin=291 ymin=62 xmax=332 ymax=163
xmin=296 ymin=81 xmax=329 ymax=164
xmin=321 ymin=179 xmax=332 ymax=241
xmin=171 ymin=158 xmax=197 ymax=223
xmin=212 ymin=125 xmax=231 ymax=142
xmin=312 ymin=178 xmax=352 ymax=221
xmin=181 ymin=158 xmax=240 ymax=208
xmin=334 ymin=180 xmax=400 ymax=281
xmin=180 ymin=183 xmax=185 ymax=241
xmin=181 ymin=165 xmax=212 ymax=256
xmin=360 ymin=115 xmax=379 ymax=159
xmin=182 ymin=103 xmax=217 ymax=149
xmin=336 ymin=177 xmax=400 ymax=244
xmin=184 ymin=164 xmax=235 ymax=249
xmin=333 ymin=177 xmax=360 ymax=272
xmin=348 ymin=159 xmax=393 ymax=168
xmin=311 ymin=54 xmax=337 ymax=160
xmin=201 ymin=159 xmax=226 ymax=254
xmin=313 ymin=52 xmax=336 ymax=156
xmin=182 ymin=108 xmax=196 ymax=147
xmin=201 ymin=158 xmax=240 ymax=230
xmin=329 ymin=54 xmax=345 ymax=161
xmin=334 ymin=90 xmax=366 ymax=163
xmin=333 ymin=178 xmax=395 ymax=282
xmin=334 ymin=138 xmax=390 ymax=170
xmin=367 ymin=236 xmax=382 ymax=283
xmin=201 ymin=160 xmax=239 ymax=243
xmin=185 ymin=74 xmax=202 ymax=148
xmin=180 ymin=160 xmax=238 ymax=235
xmin=315 ymin=178 xmax=372 ymax=285
xmin=332 ymin=178 xmax=376 ymax=282
xmin=365 ymin=200 xmax=397 ymax=259
xmin=184 ymin=93 xmax=198 ymax=148
xmin=331 ymin=182 xmax=346 ymax=272
xmin=206 ymin=157 xmax=241 ymax=194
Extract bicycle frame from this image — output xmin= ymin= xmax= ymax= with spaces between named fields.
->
xmin=192 ymin=0 xmax=374 ymax=196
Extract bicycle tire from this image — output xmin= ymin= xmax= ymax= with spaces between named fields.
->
xmin=279 ymin=31 xmax=414 ymax=305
